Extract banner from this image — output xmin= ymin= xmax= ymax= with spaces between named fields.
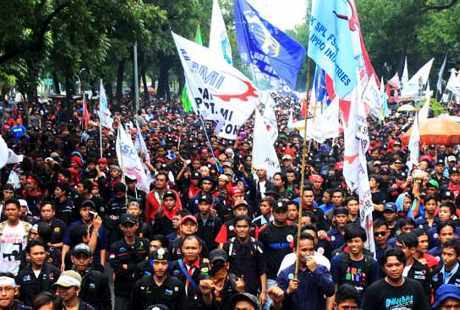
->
xmin=401 ymin=57 xmax=409 ymax=88
xmin=209 ymin=0 xmax=232 ymax=64
xmin=406 ymin=113 xmax=420 ymax=172
xmin=252 ymin=109 xmax=280 ymax=178
xmin=308 ymin=0 xmax=359 ymax=98
xmin=116 ymin=124 xmax=150 ymax=192
xmin=362 ymin=75 xmax=382 ymax=120
xmin=234 ymin=0 xmax=306 ymax=90
xmin=181 ymin=26 xmax=204 ymax=113
xmin=98 ymin=80 xmax=113 ymax=129
xmin=172 ymin=32 xmax=258 ymax=140
xmin=0 ymin=136 xmax=23 ymax=169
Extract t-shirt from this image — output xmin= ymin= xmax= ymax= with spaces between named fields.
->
xmin=0 ymin=222 xmax=28 ymax=275
xmin=362 ymin=278 xmax=430 ymax=310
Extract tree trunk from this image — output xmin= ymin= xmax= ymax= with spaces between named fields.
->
xmin=157 ymin=54 xmax=170 ymax=100
xmin=115 ymin=59 xmax=125 ymax=110
xmin=52 ymin=71 xmax=60 ymax=94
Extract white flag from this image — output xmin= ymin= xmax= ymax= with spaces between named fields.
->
xmin=437 ymin=55 xmax=447 ymax=94
xmin=252 ymin=109 xmax=280 ymax=178
xmin=406 ymin=114 xmax=420 ymax=172
xmin=259 ymin=91 xmax=278 ymax=144
xmin=401 ymin=57 xmax=409 ymax=88
xmin=172 ymin=32 xmax=257 ymax=140
xmin=209 ymin=0 xmax=232 ymax=65
xmin=116 ymin=125 xmax=150 ymax=192
xmin=401 ymin=58 xmax=434 ymax=99
xmin=0 ymin=136 xmax=23 ymax=169
xmin=343 ymin=75 xmax=375 ymax=255
xmin=388 ymin=72 xmax=400 ymax=89
xmin=446 ymin=69 xmax=460 ymax=97
xmin=362 ymin=76 xmax=382 ymax=120
xmin=98 ymin=80 xmax=113 ymax=129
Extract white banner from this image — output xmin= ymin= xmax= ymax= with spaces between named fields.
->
xmin=116 ymin=125 xmax=150 ymax=192
xmin=446 ymin=69 xmax=460 ymax=97
xmin=173 ymin=32 xmax=258 ymax=140
xmin=252 ymin=109 xmax=280 ymax=178
xmin=406 ymin=113 xmax=420 ymax=172
xmin=401 ymin=58 xmax=434 ymax=99
xmin=209 ymin=0 xmax=233 ymax=65
xmin=259 ymin=91 xmax=278 ymax=144
xmin=0 ymin=136 xmax=23 ymax=169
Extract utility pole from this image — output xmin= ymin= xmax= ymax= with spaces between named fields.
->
xmin=134 ymin=41 xmax=140 ymax=113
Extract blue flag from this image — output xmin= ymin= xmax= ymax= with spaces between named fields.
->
xmin=313 ymin=65 xmax=332 ymax=106
xmin=308 ymin=0 xmax=358 ymax=98
xmin=234 ymin=0 xmax=306 ymax=90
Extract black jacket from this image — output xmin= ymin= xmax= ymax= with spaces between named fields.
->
xmin=79 ymin=268 xmax=112 ymax=310
xmin=130 ymin=275 xmax=185 ymax=310
xmin=16 ymin=263 xmax=60 ymax=306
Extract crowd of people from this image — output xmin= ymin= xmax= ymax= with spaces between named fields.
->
xmin=0 ymin=94 xmax=458 ymax=310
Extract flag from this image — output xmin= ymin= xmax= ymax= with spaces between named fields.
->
xmin=437 ymin=54 xmax=447 ymax=94
xmin=362 ymin=76 xmax=382 ymax=120
xmin=0 ymin=135 xmax=24 ymax=169
xmin=406 ymin=113 xmax=420 ymax=172
xmin=134 ymin=124 xmax=151 ymax=164
xmin=180 ymin=26 xmax=204 ymax=113
xmin=98 ymin=80 xmax=113 ymax=129
xmin=446 ymin=69 xmax=460 ymax=97
xmin=259 ymin=91 xmax=278 ymax=144
xmin=172 ymin=32 xmax=258 ymax=140
xmin=82 ymin=97 xmax=90 ymax=129
xmin=401 ymin=57 xmax=409 ymax=88
xmin=388 ymin=72 xmax=400 ymax=89
xmin=234 ymin=0 xmax=306 ymax=89
xmin=401 ymin=58 xmax=434 ymax=99
xmin=209 ymin=0 xmax=232 ymax=64
xmin=343 ymin=75 xmax=375 ymax=255
xmin=252 ymin=109 xmax=280 ymax=178
xmin=308 ymin=0 xmax=359 ymax=98
xmin=116 ymin=124 xmax=151 ymax=192
xmin=380 ymin=77 xmax=390 ymax=118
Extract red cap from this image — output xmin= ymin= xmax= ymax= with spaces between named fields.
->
xmin=180 ymin=215 xmax=197 ymax=225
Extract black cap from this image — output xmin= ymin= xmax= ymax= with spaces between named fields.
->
xmin=273 ymin=200 xmax=288 ymax=213
xmin=191 ymin=171 xmax=201 ymax=180
xmin=125 ymin=174 xmax=137 ymax=183
xmin=114 ymin=182 xmax=126 ymax=193
xmin=198 ymin=193 xmax=213 ymax=204
xmin=152 ymin=248 xmax=170 ymax=261
xmin=120 ymin=213 xmax=138 ymax=225
xmin=71 ymin=243 xmax=92 ymax=257
xmin=334 ymin=207 xmax=349 ymax=216
xmin=163 ymin=191 xmax=176 ymax=200
xmin=146 ymin=305 xmax=170 ymax=310
xmin=450 ymin=167 xmax=459 ymax=174
xmin=209 ymin=248 xmax=228 ymax=264
xmin=80 ymin=200 xmax=96 ymax=210
xmin=231 ymin=293 xmax=260 ymax=310
xmin=441 ymin=190 xmax=454 ymax=200
xmin=384 ymin=202 xmax=396 ymax=213
xmin=436 ymin=159 xmax=445 ymax=166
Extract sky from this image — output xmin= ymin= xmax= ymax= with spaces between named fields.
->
xmin=250 ymin=0 xmax=307 ymax=30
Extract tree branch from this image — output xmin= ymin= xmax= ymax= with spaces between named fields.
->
xmin=0 ymin=1 xmax=72 ymax=65
xmin=420 ymin=0 xmax=459 ymax=13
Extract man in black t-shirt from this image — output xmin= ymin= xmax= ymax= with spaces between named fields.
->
xmin=362 ymin=248 xmax=430 ymax=310
xmin=259 ymin=199 xmax=295 ymax=309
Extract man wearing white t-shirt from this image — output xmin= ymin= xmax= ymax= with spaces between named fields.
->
xmin=0 ymin=200 xmax=31 ymax=275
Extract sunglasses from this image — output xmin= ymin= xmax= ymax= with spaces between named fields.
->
xmin=374 ymin=232 xmax=386 ymax=237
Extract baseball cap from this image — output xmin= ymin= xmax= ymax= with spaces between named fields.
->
xmin=180 ymin=215 xmax=197 ymax=225
xmin=450 ymin=167 xmax=459 ymax=174
xmin=191 ymin=171 xmax=202 ymax=179
xmin=80 ymin=200 xmax=96 ymax=210
xmin=427 ymin=179 xmax=440 ymax=189
xmin=436 ymin=159 xmax=444 ymax=166
xmin=334 ymin=207 xmax=349 ymax=216
xmin=120 ymin=213 xmax=138 ymax=225
xmin=432 ymin=284 xmax=460 ymax=309
xmin=231 ymin=293 xmax=260 ymax=310
xmin=71 ymin=243 xmax=92 ymax=257
xmin=152 ymin=248 xmax=170 ymax=261
xmin=114 ymin=182 xmax=126 ymax=193
xmin=198 ymin=193 xmax=213 ymax=204
xmin=233 ymin=200 xmax=249 ymax=209
xmin=54 ymin=270 xmax=82 ymax=288
xmin=98 ymin=158 xmax=108 ymax=164
xmin=447 ymin=155 xmax=457 ymax=162
xmin=273 ymin=200 xmax=288 ymax=213
xmin=209 ymin=248 xmax=228 ymax=264
xmin=163 ymin=190 xmax=176 ymax=200
xmin=282 ymin=154 xmax=293 ymax=161
xmin=384 ymin=202 xmax=396 ymax=213
xmin=125 ymin=174 xmax=137 ymax=183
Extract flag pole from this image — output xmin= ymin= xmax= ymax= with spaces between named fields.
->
xmin=294 ymin=0 xmax=313 ymax=279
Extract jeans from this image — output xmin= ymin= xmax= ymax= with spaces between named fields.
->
xmin=264 ymin=278 xmax=278 ymax=310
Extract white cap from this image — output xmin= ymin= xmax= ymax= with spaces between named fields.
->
xmin=18 ymin=199 xmax=28 ymax=207
xmin=447 ymin=155 xmax=457 ymax=162
xmin=54 ymin=270 xmax=82 ymax=288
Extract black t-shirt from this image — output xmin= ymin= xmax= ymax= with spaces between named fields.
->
xmin=362 ymin=278 xmax=430 ymax=310
xmin=259 ymin=223 xmax=295 ymax=279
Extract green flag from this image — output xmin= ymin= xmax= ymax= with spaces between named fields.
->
xmin=180 ymin=26 xmax=203 ymax=113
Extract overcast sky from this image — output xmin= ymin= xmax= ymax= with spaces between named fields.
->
xmin=250 ymin=0 xmax=307 ymax=30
